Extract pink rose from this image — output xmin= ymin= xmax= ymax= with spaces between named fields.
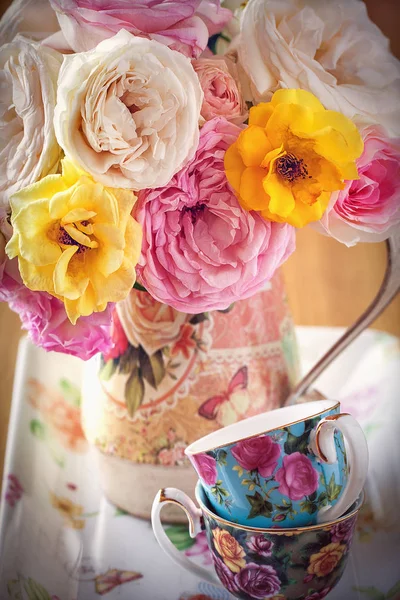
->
xmin=212 ymin=555 xmax=240 ymax=595
xmin=275 ymin=453 xmax=319 ymax=501
xmin=191 ymin=453 xmax=218 ymax=486
xmin=231 ymin=436 xmax=280 ymax=477
xmin=317 ymin=125 xmax=400 ymax=246
xmin=0 ymin=271 xmax=113 ymax=360
xmin=116 ymin=289 xmax=188 ymax=356
xmin=331 ymin=518 xmax=356 ymax=544
xmin=158 ymin=448 xmax=174 ymax=467
xmin=305 ymin=588 xmax=333 ymax=600
xmin=247 ymin=535 xmax=273 ymax=557
xmin=192 ymin=57 xmax=247 ymax=124
xmin=102 ymin=309 xmax=128 ymax=361
xmin=234 ymin=563 xmax=281 ymax=599
xmin=49 ymin=0 xmax=232 ymax=57
xmin=136 ymin=117 xmax=295 ymax=313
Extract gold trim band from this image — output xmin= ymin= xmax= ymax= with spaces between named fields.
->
xmin=186 ymin=401 xmax=340 ymax=455
xmin=314 ymin=413 xmax=350 ymax=463
xmin=159 ymin=489 xmax=196 ymax=537
xmin=194 ymin=485 xmax=363 ymax=534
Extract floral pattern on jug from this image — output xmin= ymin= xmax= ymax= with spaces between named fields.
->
xmin=81 ymin=272 xmax=299 ymax=466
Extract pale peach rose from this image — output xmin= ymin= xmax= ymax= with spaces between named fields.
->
xmin=0 ymin=37 xmax=62 ymax=208
xmin=192 ymin=56 xmax=247 ymax=124
xmin=54 ymin=30 xmax=203 ymax=191
xmin=116 ymin=290 xmax=189 ymax=356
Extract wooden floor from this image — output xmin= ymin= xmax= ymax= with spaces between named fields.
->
xmin=0 ymin=0 xmax=399 ymax=487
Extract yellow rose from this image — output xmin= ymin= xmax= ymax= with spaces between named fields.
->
xmin=212 ymin=527 xmax=246 ymax=573
xmin=307 ymin=542 xmax=346 ymax=578
xmin=224 ymin=88 xmax=363 ymax=227
xmin=6 ymin=159 xmax=142 ymax=324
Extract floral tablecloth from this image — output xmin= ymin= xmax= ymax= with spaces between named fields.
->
xmin=0 ymin=327 xmax=399 ymax=600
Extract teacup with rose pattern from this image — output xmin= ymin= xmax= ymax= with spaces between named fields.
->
xmin=152 ymin=482 xmax=363 ymax=600
xmin=185 ymin=399 xmax=368 ymax=528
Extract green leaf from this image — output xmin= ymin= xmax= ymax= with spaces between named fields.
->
xmin=246 ymin=491 xmax=273 ymax=520
xmin=125 ymin=367 xmax=145 ymax=417
xmin=133 ymin=281 xmax=147 ymax=292
xmin=149 ymin=350 xmax=166 ymax=386
xmin=217 ymin=450 xmax=228 ymax=466
xmin=165 ymin=525 xmax=196 ymax=551
xmin=30 ymin=419 xmax=47 ymax=441
xmin=23 ymin=578 xmax=52 ymax=600
xmin=387 ymin=579 xmax=400 ymax=598
xmin=118 ymin=345 xmax=139 ymax=375
xmin=99 ymin=358 xmax=117 ymax=381
xmin=217 ymin=304 xmax=235 ymax=314
xmin=139 ymin=346 xmax=165 ymax=389
xmin=327 ymin=473 xmax=342 ymax=502
xmin=59 ymin=378 xmax=81 ymax=406
xmin=284 ymin=429 xmax=310 ymax=455
xmin=115 ymin=507 xmax=129 ymax=516
xmin=300 ymin=500 xmax=318 ymax=514
xmin=233 ymin=465 xmax=244 ymax=477
xmin=318 ymin=492 xmax=328 ymax=505
xmin=189 ymin=312 xmax=209 ymax=325
xmin=309 ymin=491 xmax=317 ymax=502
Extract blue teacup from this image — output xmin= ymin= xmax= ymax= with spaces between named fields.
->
xmin=185 ymin=399 xmax=368 ymax=528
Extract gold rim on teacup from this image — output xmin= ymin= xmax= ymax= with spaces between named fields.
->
xmin=192 ymin=483 xmax=364 ymax=534
xmin=185 ymin=399 xmax=340 ymax=455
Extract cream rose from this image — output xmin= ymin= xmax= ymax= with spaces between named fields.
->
xmin=116 ymin=290 xmax=188 ymax=356
xmin=236 ymin=0 xmax=400 ymax=135
xmin=0 ymin=38 xmax=62 ymax=208
xmin=54 ymin=30 xmax=203 ymax=190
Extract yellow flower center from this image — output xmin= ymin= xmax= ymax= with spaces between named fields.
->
xmin=56 ymin=208 xmax=99 ymax=254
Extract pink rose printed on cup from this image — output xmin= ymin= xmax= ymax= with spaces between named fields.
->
xmin=231 ymin=436 xmax=280 ymax=477
xmin=235 ymin=563 xmax=281 ymax=599
xmin=247 ymin=535 xmax=273 ymax=558
xmin=317 ymin=124 xmax=400 ymax=246
xmin=212 ymin=555 xmax=240 ymax=595
xmin=192 ymin=453 xmax=218 ymax=486
xmin=192 ymin=56 xmax=248 ymax=124
xmin=186 ymin=404 xmax=351 ymax=528
xmin=275 ymin=453 xmax=319 ymax=501
xmin=330 ymin=519 xmax=356 ymax=545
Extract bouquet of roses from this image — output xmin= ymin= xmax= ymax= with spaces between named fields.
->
xmin=0 ymin=0 xmax=399 ymax=361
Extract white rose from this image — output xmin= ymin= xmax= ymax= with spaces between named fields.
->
xmin=54 ymin=30 xmax=203 ymax=190
xmin=237 ymin=0 xmax=400 ymax=135
xmin=116 ymin=289 xmax=188 ymax=356
xmin=0 ymin=0 xmax=60 ymax=46
xmin=0 ymin=37 xmax=62 ymax=208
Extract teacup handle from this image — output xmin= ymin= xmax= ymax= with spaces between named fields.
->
xmin=151 ymin=487 xmax=220 ymax=585
xmin=310 ymin=413 xmax=369 ymax=523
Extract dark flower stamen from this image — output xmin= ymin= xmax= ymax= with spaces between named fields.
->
xmin=276 ymin=153 xmax=310 ymax=182
xmin=58 ymin=227 xmax=86 ymax=254
xmin=184 ymin=203 xmax=207 ymax=224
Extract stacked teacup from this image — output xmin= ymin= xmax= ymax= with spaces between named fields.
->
xmin=152 ymin=399 xmax=368 ymax=599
